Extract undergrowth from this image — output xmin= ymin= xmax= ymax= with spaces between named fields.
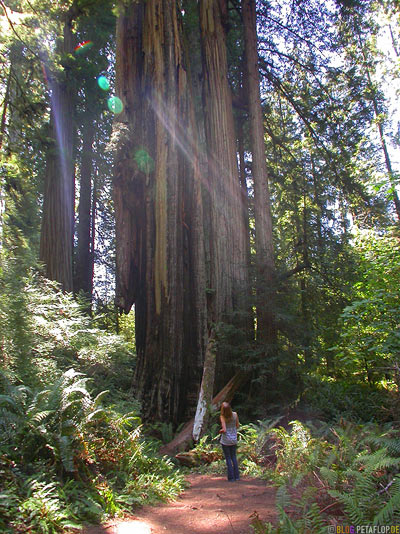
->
xmin=0 ymin=369 xmax=185 ymax=533
xmin=247 ymin=419 xmax=400 ymax=533
xmin=188 ymin=415 xmax=400 ymax=533
xmin=0 ymin=266 xmax=185 ymax=533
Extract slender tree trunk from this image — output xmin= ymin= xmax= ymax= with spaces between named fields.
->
xmin=237 ymin=114 xmax=252 ymax=289
xmin=0 ymin=61 xmax=12 ymax=250
xmin=242 ymin=0 xmax=276 ymax=343
xmin=75 ymin=118 xmax=94 ymax=299
xmin=0 ymin=63 xmax=11 ymax=151
xmin=114 ymin=0 xmax=207 ymax=423
xmin=301 ymin=175 xmax=312 ymax=368
xmin=39 ymin=5 xmax=78 ymax=292
xmin=89 ymin=168 xmax=97 ymax=300
xmin=357 ymin=34 xmax=400 ymax=222
xmin=193 ymin=330 xmax=216 ymax=441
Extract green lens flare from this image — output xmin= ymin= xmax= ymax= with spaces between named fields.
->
xmin=134 ymin=149 xmax=155 ymax=173
xmin=97 ymin=76 xmax=110 ymax=91
xmin=107 ymin=96 xmax=123 ymax=114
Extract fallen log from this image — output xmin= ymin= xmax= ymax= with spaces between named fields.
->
xmin=159 ymin=370 xmax=248 ymax=456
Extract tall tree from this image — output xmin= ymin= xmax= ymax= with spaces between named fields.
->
xmin=75 ymin=115 xmax=94 ymax=299
xmin=335 ymin=0 xmax=400 ymax=222
xmin=242 ymin=0 xmax=275 ymax=344
xmin=199 ymin=0 xmax=250 ymax=320
xmin=39 ymin=3 xmax=80 ymax=292
xmin=113 ymin=0 xmax=207 ymax=422
xmin=73 ymin=2 xmax=115 ymax=302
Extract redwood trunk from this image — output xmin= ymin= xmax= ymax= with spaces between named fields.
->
xmin=199 ymin=0 xmax=249 ymax=325
xmin=113 ymin=0 xmax=207 ymax=423
xmin=39 ymin=7 xmax=77 ymax=292
xmin=242 ymin=0 xmax=276 ymax=342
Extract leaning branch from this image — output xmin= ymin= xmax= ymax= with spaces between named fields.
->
xmin=159 ymin=370 xmax=248 ymax=456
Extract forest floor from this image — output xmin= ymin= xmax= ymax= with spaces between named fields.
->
xmin=83 ymin=473 xmax=276 ymax=534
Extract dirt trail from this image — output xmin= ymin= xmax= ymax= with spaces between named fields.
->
xmin=83 ymin=474 xmax=276 ymax=534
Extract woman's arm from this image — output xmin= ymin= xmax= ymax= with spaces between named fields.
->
xmin=219 ymin=415 xmax=227 ymax=433
xmin=236 ymin=413 xmax=240 ymax=428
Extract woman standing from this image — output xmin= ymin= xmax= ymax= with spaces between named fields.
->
xmin=219 ymin=402 xmax=240 ymax=481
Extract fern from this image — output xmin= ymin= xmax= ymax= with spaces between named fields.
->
xmin=329 ymin=488 xmax=367 ymax=524
xmin=373 ymin=478 xmax=400 ymax=525
xmin=355 ymin=448 xmax=400 ymax=473
xmin=20 ymin=480 xmax=72 ymax=534
xmin=304 ymin=502 xmax=327 ymax=533
xmin=275 ymin=483 xmax=292 ymax=511
xmin=319 ymin=466 xmax=338 ymax=487
xmin=57 ymin=435 xmax=75 ymax=473
xmin=276 ymin=507 xmax=300 ymax=533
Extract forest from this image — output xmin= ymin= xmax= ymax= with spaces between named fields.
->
xmin=1 ymin=0 xmax=400 ymax=532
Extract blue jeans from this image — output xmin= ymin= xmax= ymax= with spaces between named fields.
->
xmin=222 ymin=444 xmax=239 ymax=481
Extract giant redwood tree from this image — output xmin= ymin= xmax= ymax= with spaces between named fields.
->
xmin=113 ymin=0 xmax=207 ymax=423
xmin=242 ymin=0 xmax=275 ymax=343
xmin=199 ymin=0 xmax=250 ymax=324
xmin=113 ymin=0 xmax=255 ymax=423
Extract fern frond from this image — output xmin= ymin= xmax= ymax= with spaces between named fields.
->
xmin=30 ymin=410 xmax=54 ymax=425
xmin=373 ymin=478 xmax=400 ymax=525
xmin=86 ymin=408 xmax=106 ymax=422
xmin=61 ymin=418 xmax=79 ymax=434
xmin=329 ymin=489 xmax=365 ymax=525
xmin=58 ymin=435 xmax=75 ymax=472
xmin=305 ymin=502 xmax=326 ymax=533
xmin=276 ymin=506 xmax=301 ymax=534
xmin=276 ymin=485 xmax=291 ymax=511
xmin=93 ymin=390 xmax=109 ymax=407
xmin=319 ymin=466 xmax=338 ymax=487
xmin=0 ymin=395 xmax=18 ymax=410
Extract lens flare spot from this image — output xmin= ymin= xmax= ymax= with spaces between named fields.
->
xmin=74 ymin=40 xmax=93 ymax=55
xmin=97 ymin=75 xmax=110 ymax=91
xmin=134 ymin=149 xmax=154 ymax=173
xmin=107 ymin=96 xmax=123 ymax=114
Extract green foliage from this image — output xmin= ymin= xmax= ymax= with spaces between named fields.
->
xmin=0 ymin=370 xmax=185 ymax=532
xmin=0 ymin=262 xmax=135 ymax=394
xmin=0 ymin=262 xmax=184 ymax=532
xmin=19 ymin=480 xmax=80 ymax=534
xmin=269 ymin=421 xmax=329 ymax=484
xmin=251 ymin=419 xmax=400 ymax=533
xmin=334 ymin=229 xmax=400 ymax=389
xmin=0 ymin=368 xmax=106 ymax=470
xmin=302 ymin=376 xmax=392 ymax=422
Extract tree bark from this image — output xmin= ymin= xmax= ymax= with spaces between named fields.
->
xmin=199 ymin=0 xmax=249 ymax=322
xmin=113 ymin=0 xmax=207 ymax=423
xmin=39 ymin=5 xmax=78 ymax=292
xmin=75 ymin=118 xmax=94 ymax=300
xmin=0 ymin=62 xmax=11 ymax=151
xmin=192 ymin=330 xmax=216 ymax=441
xmin=199 ymin=0 xmax=250 ymax=396
xmin=242 ymin=0 xmax=276 ymax=343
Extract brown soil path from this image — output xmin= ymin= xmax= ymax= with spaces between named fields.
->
xmin=84 ymin=474 xmax=276 ymax=534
